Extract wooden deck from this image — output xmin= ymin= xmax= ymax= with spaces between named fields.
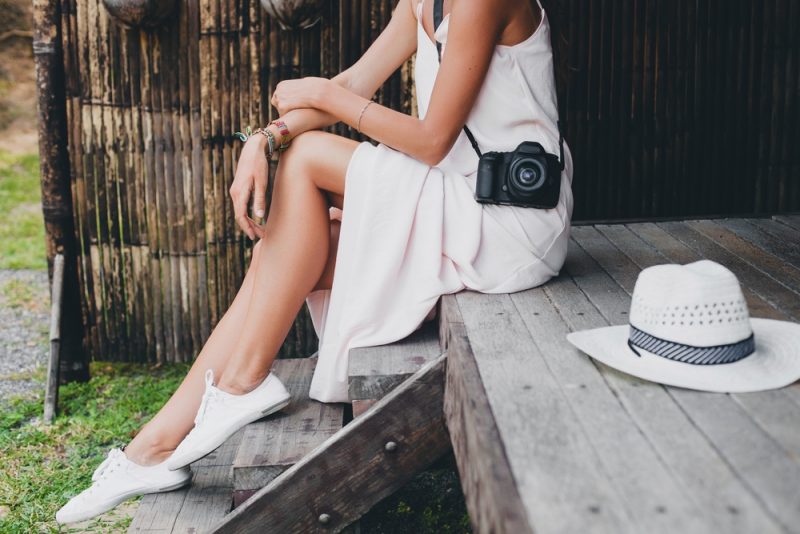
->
xmin=443 ymin=216 xmax=800 ymax=534
xmin=129 ymin=215 xmax=800 ymax=533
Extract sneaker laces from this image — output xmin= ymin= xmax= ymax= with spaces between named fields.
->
xmin=193 ymin=369 xmax=224 ymax=426
xmin=78 ymin=448 xmax=127 ymax=498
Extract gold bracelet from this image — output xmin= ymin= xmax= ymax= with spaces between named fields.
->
xmin=356 ymin=100 xmax=374 ymax=133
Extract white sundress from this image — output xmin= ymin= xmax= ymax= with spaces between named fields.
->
xmin=305 ymin=0 xmax=575 ymax=402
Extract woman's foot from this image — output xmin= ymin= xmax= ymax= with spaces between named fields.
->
xmin=166 ymin=368 xmax=291 ymax=471
xmin=55 ymin=447 xmax=192 ymax=524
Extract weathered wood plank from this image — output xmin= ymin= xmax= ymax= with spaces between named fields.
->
xmin=731 ymin=391 xmax=800 ymax=457
xmin=348 ymin=319 xmax=440 ymax=403
xmin=212 ymin=354 xmax=450 ymax=534
xmin=670 ymin=389 xmax=800 ymax=531
xmin=720 ymin=219 xmax=800 ymax=270
xmin=128 ymin=490 xmax=189 ymax=533
xmin=773 ymin=215 xmax=800 ymax=232
xmin=171 ymin=465 xmax=234 ymax=533
xmin=232 ymin=358 xmax=344 ymax=506
xmin=444 ymin=290 xmax=631 ymax=534
xmin=747 ymin=218 xmax=800 ymax=245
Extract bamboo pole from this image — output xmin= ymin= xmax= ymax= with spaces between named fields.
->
xmin=44 ymin=254 xmax=65 ymax=423
xmin=33 ymin=0 xmax=89 ymax=383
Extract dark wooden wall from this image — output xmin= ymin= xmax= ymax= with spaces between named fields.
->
xmin=560 ymin=0 xmax=800 ymax=220
xmin=56 ymin=0 xmax=799 ymax=363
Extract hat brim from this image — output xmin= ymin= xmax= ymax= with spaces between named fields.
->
xmin=566 ymin=318 xmax=800 ymax=393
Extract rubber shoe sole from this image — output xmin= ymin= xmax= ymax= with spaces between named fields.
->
xmin=167 ymin=396 xmax=290 ymax=471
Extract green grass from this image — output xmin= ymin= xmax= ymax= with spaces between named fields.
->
xmin=0 ymin=361 xmax=190 ymax=533
xmin=0 ymin=149 xmax=46 ymax=270
xmin=0 ymin=360 xmax=471 ymax=533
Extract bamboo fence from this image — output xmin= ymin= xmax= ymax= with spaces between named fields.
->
xmin=44 ymin=0 xmax=799 ymax=363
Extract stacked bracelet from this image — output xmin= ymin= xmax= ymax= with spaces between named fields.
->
xmin=268 ymin=119 xmax=292 ymax=151
xmin=253 ymin=127 xmax=276 ymax=159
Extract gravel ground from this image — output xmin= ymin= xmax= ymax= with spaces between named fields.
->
xmin=0 ymin=268 xmax=49 ymax=403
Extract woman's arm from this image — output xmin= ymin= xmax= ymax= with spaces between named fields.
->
xmin=272 ymin=0 xmax=511 ymax=166
xmin=267 ymin=0 xmax=419 ymax=138
xmin=230 ymin=0 xmax=419 ymax=239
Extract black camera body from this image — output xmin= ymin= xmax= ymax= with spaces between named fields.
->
xmin=475 ymin=141 xmax=562 ymax=209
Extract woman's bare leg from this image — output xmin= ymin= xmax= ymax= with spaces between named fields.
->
xmin=122 ymin=238 xmax=269 ymax=465
xmin=217 ymin=131 xmax=358 ymax=393
xmin=123 ymin=131 xmax=356 ymax=465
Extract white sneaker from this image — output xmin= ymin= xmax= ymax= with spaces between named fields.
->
xmin=166 ymin=368 xmax=291 ymax=471
xmin=55 ymin=447 xmax=192 ymax=524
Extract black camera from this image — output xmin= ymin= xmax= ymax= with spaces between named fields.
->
xmin=475 ymin=141 xmax=562 ymax=209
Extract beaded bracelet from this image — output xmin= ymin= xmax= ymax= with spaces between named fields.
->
xmin=268 ymin=119 xmax=292 ymax=152
xmin=253 ymin=127 xmax=276 ymax=160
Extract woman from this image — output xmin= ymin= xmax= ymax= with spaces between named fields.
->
xmin=56 ymin=0 xmax=573 ymax=524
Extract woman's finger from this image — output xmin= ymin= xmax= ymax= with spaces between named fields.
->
xmin=231 ymin=184 xmax=256 ymax=240
xmin=252 ymin=168 xmax=268 ymax=219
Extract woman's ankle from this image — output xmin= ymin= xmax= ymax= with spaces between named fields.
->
xmin=216 ymin=370 xmax=269 ymax=396
xmin=122 ymin=437 xmax=176 ymax=467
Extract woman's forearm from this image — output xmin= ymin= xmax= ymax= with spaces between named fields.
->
xmin=279 ymin=107 xmax=338 ymax=138
xmin=278 ymin=70 xmax=374 ymax=139
xmin=313 ymin=81 xmax=447 ymax=166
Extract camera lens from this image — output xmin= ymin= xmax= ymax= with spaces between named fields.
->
xmin=508 ymin=157 xmax=547 ymax=199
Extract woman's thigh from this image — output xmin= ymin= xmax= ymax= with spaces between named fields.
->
xmin=279 ymin=130 xmax=361 ymax=209
xmin=275 ymin=131 xmax=360 ymax=291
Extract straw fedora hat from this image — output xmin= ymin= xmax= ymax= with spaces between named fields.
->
xmin=566 ymin=260 xmax=800 ymax=393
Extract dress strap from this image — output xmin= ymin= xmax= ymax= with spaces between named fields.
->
xmin=415 ymin=0 xmax=423 ymax=21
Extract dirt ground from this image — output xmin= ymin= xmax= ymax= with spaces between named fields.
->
xmin=0 ymin=0 xmax=38 ymax=154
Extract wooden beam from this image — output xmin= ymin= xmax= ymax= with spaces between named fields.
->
xmin=211 ymin=353 xmax=451 ymax=534
xmin=32 ymin=0 xmax=88 ymax=382
xmin=440 ymin=294 xmax=534 ymax=534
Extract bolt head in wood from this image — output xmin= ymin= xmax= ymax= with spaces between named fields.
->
xmin=318 ymin=513 xmax=331 ymax=524
xmin=384 ymin=441 xmax=398 ymax=452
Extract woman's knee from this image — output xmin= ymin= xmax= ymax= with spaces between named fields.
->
xmin=276 ymin=131 xmax=352 ymax=195
xmin=277 ymin=131 xmax=326 ymax=172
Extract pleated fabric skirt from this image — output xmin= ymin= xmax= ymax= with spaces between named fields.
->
xmin=306 ymin=140 xmax=574 ymax=403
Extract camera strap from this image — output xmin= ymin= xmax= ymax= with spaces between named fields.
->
xmin=432 ymin=0 xmax=565 ymax=171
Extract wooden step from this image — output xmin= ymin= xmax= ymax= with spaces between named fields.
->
xmin=210 ymin=354 xmax=450 ymax=534
xmin=347 ymin=319 xmax=442 ymax=417
xmin=232 ymin=357 xmax=345 ymax=507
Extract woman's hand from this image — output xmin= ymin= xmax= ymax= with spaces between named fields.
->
xmin=230 ymin=131 xmax=271 ymax=240
xmin=271 ymin=77 xmax=330 ymax=116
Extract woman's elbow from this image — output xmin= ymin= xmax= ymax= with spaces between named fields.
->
xmin=418 ymin=131 xmax=455 ymax=166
